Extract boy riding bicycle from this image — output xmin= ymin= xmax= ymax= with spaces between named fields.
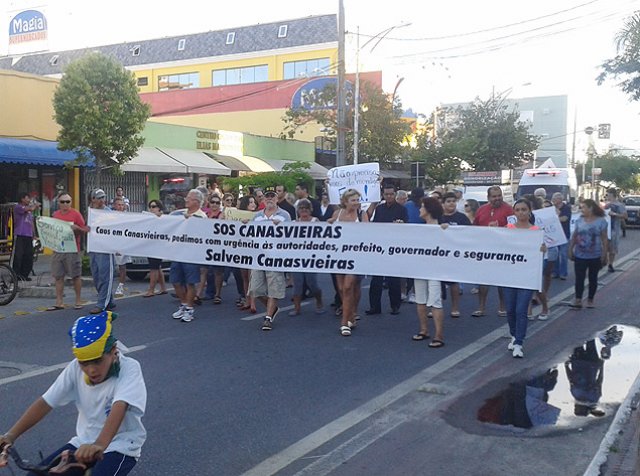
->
xmin=0 ymin=311 xmax=147 ymax=475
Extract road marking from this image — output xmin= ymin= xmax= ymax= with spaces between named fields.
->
xmin=241 ymin=249 xmax=640 ymax=476
xmin=0 ymin=344 xmax=147 ymax=387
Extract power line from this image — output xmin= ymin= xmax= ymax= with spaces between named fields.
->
xmin=391 ymin=6 xmax=635 ymax=62
xmin=353 ymin=0 xmax=604 ymax=42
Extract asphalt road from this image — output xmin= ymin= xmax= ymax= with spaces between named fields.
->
xmin=1 ymin=230 xmax=639 ymax=475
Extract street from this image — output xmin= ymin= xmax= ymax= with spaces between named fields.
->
xmin=1 ymin=230 xmax=639 ymax=475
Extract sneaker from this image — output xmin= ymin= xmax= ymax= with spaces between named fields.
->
xmin=115 ymin=283 xmax=125 ymax=297
xmin=470 ymin=287 xmax=479 ymax=295
xmin=262 ymin=316 xmax=273 ymax=331
xmin=407 ymin=292 xmax=416 ymax=303
xmin=507 ymin=337 xmax=515 ymax=351
xmin=172 ymin=305 xmax=186 ymax=319
xmin=512 ymin=344 xmax=524 ymax=358
xmin=608 ymin=264 xmax=615 ymax=273
xmin=538 ymin=313 xmax=549 ymax=321
xmin=527 ymin=313 xmax=535 ymax=321
xmin=180 ymin=308 xmax=194 ymax=322
xmin=401 ymin=293 xmax=407 ymax=302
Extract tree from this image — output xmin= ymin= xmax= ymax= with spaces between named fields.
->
xmin=597 ymin=12 xmax=640 ymax=101
xmin=576 ymin=151 xmax=640 ymax=191
xmin=410 ymin=94 xmax=539 ymax=185
xmin=53 ymin=52 xmax=151 ymax=185
xmin=220 ymin=161 xmax=315 ymax=196
xmin=281 ymin=80 xmax=410 ymax=169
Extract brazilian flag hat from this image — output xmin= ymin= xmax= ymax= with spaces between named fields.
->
xmin=69 ymin=311 xmax=118 ymax=362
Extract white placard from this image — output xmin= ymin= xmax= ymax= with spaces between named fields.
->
xmin=88 ymin=209 xmax=545 ymax=290
xmin=533 ymin=207 xmax=568 ymax=247
xmin=37 ymin=216 xmax=78 ymax=253
xmin=327 ymin=163 xmax=380 ymax=204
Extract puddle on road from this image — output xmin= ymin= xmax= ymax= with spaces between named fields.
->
xmin=478 ymin=325 xmax=640 ymax=429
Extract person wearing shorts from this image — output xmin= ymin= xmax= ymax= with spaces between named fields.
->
xmin=48 ymin=193 xmax=88 ymax=311
xmin=169 ymin=189 xmax=207 ymax=323
xmin=248 ymin=186 xmax=291 ymax=331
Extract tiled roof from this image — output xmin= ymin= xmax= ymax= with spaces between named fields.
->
xmin=3 ymin=14 xmax=337 ymax=76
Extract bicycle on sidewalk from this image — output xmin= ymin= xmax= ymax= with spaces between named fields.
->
xmin=0 ymin=443 xmax=92 ymax=475
xmin=0 ymin=262 xmax=18 ymax=306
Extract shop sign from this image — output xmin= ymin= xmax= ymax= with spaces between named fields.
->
xmin=9 ymin=10 xmax=47 ymax=45
xmin=291 ymin=77 xmax=353 ymax=111
xmin=196 ymin=130 xmax=220 ymax=151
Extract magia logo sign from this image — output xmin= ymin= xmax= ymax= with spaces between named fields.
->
xmin=9 ymin=10 xmax=48 ymax=45
xmin=291 ymin=77 xmax=353 ymax=111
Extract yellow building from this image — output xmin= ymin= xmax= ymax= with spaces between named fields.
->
xmin=1 ymin=14 xmax=338 ymax=95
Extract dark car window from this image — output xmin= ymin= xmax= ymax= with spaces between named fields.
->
xmin=623 ymin=197 xmax=640 ymax=206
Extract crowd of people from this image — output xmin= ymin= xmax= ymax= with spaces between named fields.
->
xmin=13 ymin=181 xmax=625 ymax=358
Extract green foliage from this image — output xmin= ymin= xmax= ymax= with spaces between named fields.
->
xmin=220 ymin=161 xmax=316 ymax=196
xmin=410 ymin=95 xmax=539 ymax=185
xmin=597 ymin=12 xmax=640 ymax=101
xmin=577 ymin=151 xmax=640 ymax=191
xmin=281 ymin=80 xmax=410 ymax=168
xmin=53 ymin=52 xmax=151 ymax=183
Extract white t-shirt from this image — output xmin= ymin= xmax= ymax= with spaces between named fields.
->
xmin=42 ymin=354 xmax=147 ymax=458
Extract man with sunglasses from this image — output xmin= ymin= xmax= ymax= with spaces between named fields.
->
xmin=48 ymin=193 xmax=89 ymax=311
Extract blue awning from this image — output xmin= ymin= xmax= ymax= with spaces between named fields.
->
xmin=0 ymin=138 xmax=91 ymax=167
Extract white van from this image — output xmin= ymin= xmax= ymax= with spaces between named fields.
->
xmin=516 ymin=162 xmax=578 ymax=204
xmin=463 ymin=185 xmax=514 ymax=206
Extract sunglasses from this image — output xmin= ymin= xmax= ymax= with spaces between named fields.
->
xmin=210 ymin=200 xmax=221 ymax=205
xmin=59 ymin=200 xmax=71 ymax=204
xmin=149 ymin=204 xmax=159 ymax=208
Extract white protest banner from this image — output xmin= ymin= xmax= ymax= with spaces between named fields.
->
xmin=88 ymin=209 xmax=544 ymax=290
xmin=532 ymin=207 xmax=568 ymax=247
xmin=224 ymin=207 xmax=256 ymax=222
xmin=327 ymin=163 xmax=380 ymax=204
xmin=36 ymin=217 xmax=78 ymax=253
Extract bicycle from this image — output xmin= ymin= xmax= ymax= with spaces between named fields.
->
xmin=0 ymin=444 xmax=92 ymax=475
xmin=0 ymin=263 xmax=18 ymax=306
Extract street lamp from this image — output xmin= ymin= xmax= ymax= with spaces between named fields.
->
xmin=584 ymin=126 xmax=597 ymax=200
xmin=353 ymin=22 xmax=410 ymax=165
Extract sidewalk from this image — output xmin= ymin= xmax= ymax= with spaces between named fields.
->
xmin=0 ymin=253 xmax=153 ymax=316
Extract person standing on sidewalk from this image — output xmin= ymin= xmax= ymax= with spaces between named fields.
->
xmin=569 ymin=199 xmax=608 ymax=309
xmin=88 ymin=189 xmax=116 ymax=315
xmin=603 ymin=188 xmax=627 ymax=273
xmin=11 ymin=192 xmax=40 ymax=281
xmin=169 ymin=189 xmax=207 ymax=323
xmin=47 ymin=193 xmax=88 ymax=311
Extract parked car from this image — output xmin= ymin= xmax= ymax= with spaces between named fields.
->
xmin=125 ymin=256 xmax=171 ymax=281
xmin=623 ymin=195 xmax=640 ymax=227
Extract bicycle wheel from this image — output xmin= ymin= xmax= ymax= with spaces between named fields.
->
xmin=0 ymin=264 xmax=18 ymax=305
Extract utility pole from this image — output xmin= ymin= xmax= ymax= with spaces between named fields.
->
xmin=353 ymin=26 xmax=360 ymax=165
xmin=336 ymin=0 xmax=347 ymax=166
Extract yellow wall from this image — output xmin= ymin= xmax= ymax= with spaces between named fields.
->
xmin=149 ymin=109 xmax=323 ymax=142
xmin=134 ymin=47 xmax=338 ymax=93
xmin=0 ymin=70 xmax=60 ymax=140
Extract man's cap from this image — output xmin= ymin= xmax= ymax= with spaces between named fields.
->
xmin=264 ymin=186 xmax=277 ymax=196
xmin=69 ymin=311 xmax=118 ymax=361
xmin=91 ymin=188 xmax=106 ymax=200
xmin=453 ymin=187 xmax=464 ymax=193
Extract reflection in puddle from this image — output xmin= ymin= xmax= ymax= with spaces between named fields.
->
xmin=478 ymin=325 xmax=639 ymax=429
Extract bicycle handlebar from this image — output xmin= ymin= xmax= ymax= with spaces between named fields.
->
xmin=0 ymin=444 xmax=91 ymax=475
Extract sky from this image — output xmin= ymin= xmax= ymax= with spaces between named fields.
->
xmin=4 ymin=0 xmax=640 ymax=160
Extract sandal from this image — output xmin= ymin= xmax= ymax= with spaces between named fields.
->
xmin=213 ymin=296 xmax=222 ymax=304
xmin=46 ymin=305 xmax=65 ymax=311
xmin=143 ymin=292 xmax=155 ymax=298
xmin=471 ymin=310 xmax=486 ymax=317
xmin=497 ymin=310 xmax=507 ymax=317
xmin=450 ymin=311 xmax=461 ymax=318
xmin=412 ymin=333 xmax=430 ymax=341
xmin=340 ymin=325 xmax=351 ymax=336
xmin=428 ymin=339 xmax=445 ymax=348
xmin=193 ymin=296 xmax=202 ymax=306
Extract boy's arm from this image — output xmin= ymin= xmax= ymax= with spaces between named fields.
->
xmin=74 ymin=400 xmax=129 ymax=464
xmin=1 ymin=397 xmax=52 ymax=445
